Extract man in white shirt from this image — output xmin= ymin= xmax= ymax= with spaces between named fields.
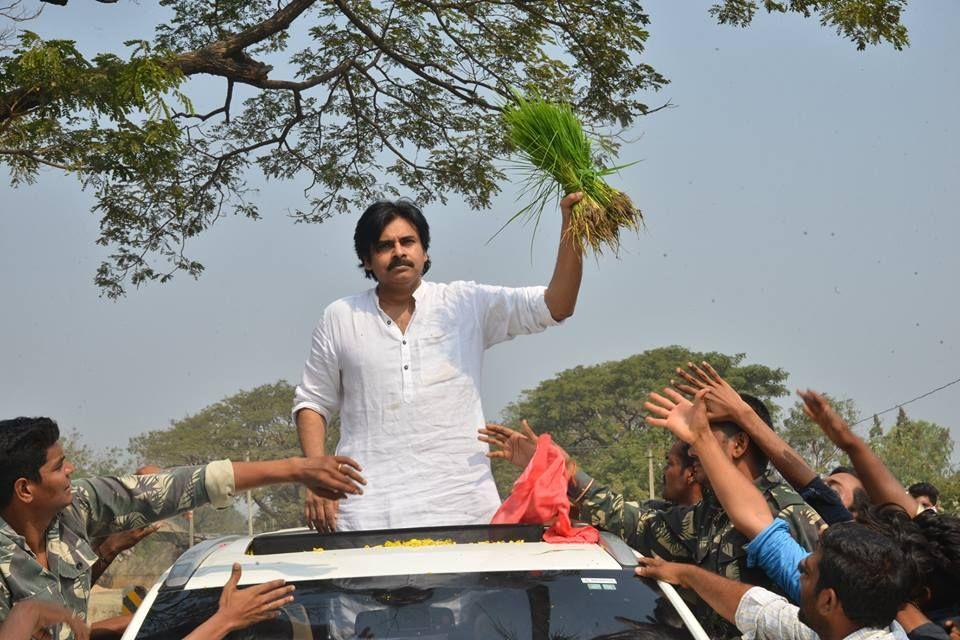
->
xmin=635 ymin=521 xmax=918 ymax=640
xmin=293 ymin=193 xmax=585 ymax=532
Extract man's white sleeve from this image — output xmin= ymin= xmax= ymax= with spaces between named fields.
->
xmin=292 ymin=313 xmax=341 ymax=423
xmin=468 ymin=282 xmax=560 ymax=348
xmin=734 ymin=586 xmax=818 ymax=640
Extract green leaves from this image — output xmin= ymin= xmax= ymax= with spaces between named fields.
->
xmin=2 ymin=0 xmax=911 ymax=296
xmin=709 ymin=0 xmax=909 ymax=51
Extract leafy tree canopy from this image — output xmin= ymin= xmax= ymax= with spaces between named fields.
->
xmin=869 ymin=406 xmax=955 ymax=489
xmin=1 ymin=0 xmax=909 ymax=296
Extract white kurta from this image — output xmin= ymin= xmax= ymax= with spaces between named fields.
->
xmin=293 ymin=280 xmax=559 ymax=531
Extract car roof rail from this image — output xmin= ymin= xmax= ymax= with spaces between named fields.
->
xmin=161 ymin=535 xmax=242 ymax=590
xmin=248 ymin=523 xmax=544 ymax=555
xmin=598 ymin=531 xmax=639 ymax=567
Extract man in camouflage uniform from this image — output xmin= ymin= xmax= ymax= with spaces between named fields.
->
xmin=569 ymin=395 xmax=826 ymax=639
xmin=0 ymin=416 xmax=364 ymax=639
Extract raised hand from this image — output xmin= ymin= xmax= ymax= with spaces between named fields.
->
xmin=97 ymin=524 xmax=159 ymax=562
xmin=478 ymin=420 xmax=538 ymax=469
xmin=798 ymin=389 xmax=859 ymax=451
xmin=644 ymin=388 xmax=710 ymax=444
xmin=673 ymin=361 xmax=750 ymax=424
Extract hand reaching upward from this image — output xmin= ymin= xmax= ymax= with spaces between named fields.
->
xmin=673 ymin=361 xmax=752 ymax=425
xmin=645 ymin=388 xmax=711 ymax=445
xmin=798 ymin=389 xmax=859 ymax=451
xmin=478 ymin=420 xmax=539 ymax=469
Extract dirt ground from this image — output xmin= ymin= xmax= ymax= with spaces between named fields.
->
xmin=88 ymin=585 xmax=123 ymax=622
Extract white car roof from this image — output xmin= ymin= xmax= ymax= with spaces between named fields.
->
xmin=182 ymin=534 xmax=623 ymax=590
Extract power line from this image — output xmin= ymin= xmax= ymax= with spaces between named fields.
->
xmin=851 ymin=374 xmax=960 ymax=427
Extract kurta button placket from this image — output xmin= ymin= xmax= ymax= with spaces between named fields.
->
xmin=400 ymin=332 xmax=413 ymax=401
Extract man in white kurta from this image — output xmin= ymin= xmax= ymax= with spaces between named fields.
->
xmin=293 ymin=195 xmax=584 ymax=532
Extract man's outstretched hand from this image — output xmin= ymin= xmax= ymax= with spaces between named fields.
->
xmin=478 ymin=420 xmax=539 ymax=469
xmin=635 ymin=557 xmax=688 ymax=588
xmin=673 ymin=361 xmax=751 ymax=425
xmin=299 ymin=455 xmax=365 ymax=500
xmin=798 ymin=389 xmax=859 ymax=451
xmin=644 ymin=388 xmax=711 ymax=445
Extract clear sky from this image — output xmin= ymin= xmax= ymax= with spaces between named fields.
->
xmin=1 ymin=2 xmax=958 ymax=455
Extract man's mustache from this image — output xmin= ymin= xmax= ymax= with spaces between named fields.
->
xmin=388 ymin=258 xmax=416 ymax=270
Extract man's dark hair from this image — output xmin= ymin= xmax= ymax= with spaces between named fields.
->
xmin=828 ymin=465 xmax=859 ymax=479
xmin=912 ymin=509 xmax=960 ymax=611
xmin=816 ymin=521 xmax=917 ymax=628
xmin=0 ymin=417 xmax=60 ymax=509
xmin=353 ymin=200 xmax=431 ymax=281
xmin=711 ymin=393 xmax=772 ymax=471
xmin=675 ymin=442 xmax=695 ymax=470
xmin=908 ymin=482 xmax=940 ymax=506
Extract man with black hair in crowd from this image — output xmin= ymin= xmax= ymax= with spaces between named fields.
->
xmin=637 ymin=520 xmax=918 ymax=640
xmin=909 ymin=482 xmax=941 ymax=513
xmin=481 ymin=377 xmax=825 ymax=639
xmin=293 ymin=194 xmax=586 ymax=532
xmin=0 ymin=416 xmax=364 ymax=639
xmin=646 ymin=440 xmax=703 ymax=509
xmin=674 ymin=362 xmax=873 ymax=524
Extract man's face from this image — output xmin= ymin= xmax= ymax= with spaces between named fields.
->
xmin=914 ymin=494 xmax=937 ymax=512
xmin=662 ymin=443 xmax=691 ymax=503
xmin=825 ymin=472 xmax=863 ymax=510
xmin=797 ymin=549 xmax=824 ymax=629
xmin=30 ymin=441 xmax=75 ymax=512
xmin=363 ymin=217 xmax=428 ymax=287
xmin=688 ymin=427 xmax=738 ymax=485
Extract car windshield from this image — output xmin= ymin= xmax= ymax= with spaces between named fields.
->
xmin=134 ymin=569 xmax=694 ymax=639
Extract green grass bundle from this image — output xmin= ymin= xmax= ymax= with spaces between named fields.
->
xmin=501 ymin=94 xmax=642 ymax=255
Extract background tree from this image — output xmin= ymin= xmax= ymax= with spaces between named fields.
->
xmin=780 ymin=395 xmax=860 ymax=475
xmin=1 ymin=0 xmax=910 ymax=296
xmin=127 ymin=380 xmax=341 ymax=531
xmin=870 ymin=406 xmax=954 ymax=489
xmin=495 ymin=345 xmax=789 ymax=498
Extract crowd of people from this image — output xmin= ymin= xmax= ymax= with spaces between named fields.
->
xmin=1 ymin=195 xmax=957 ymax=639
xmin=484 ymin=362 xmax=960 ymax=640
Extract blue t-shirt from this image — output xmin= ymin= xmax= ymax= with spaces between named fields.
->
xmin=744 ymin=518 xmax=810 ymax=604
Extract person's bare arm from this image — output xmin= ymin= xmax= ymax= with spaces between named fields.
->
xmin=185 ymin=565 xmax=295 ymax=640
xmin=543 ymin=192 xmax=584 ymax=322
xmin=675 ymin=362 xmax=818 ymax=491
xmin=295 ymin=409 xmax=340 ymax=532
xmin=91 ymin=525 xmax=160 ymax=585
xmin=89 ymin=615 xmax=132 ymax=639
xmin=645 ymin=388 xmax=773 ymax=538
xmin=798 ymin=390 xmax=917 ymax=514
xmin=230 ymin=456 xmax=364 ymax=499
xmin=636 ymin=557 xmax=750 ymax=624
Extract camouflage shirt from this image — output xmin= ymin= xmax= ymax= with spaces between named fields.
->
xmin=572 ymin=469 xmax=826 ymax=639
xmin=0 ymin=460 xmax=235 ymax=639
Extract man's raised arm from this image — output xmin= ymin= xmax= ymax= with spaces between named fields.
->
xmin=543 ymin=192 xmax=585 ymax=322
xmin=674 ymin=362 xmax=818 ymax=492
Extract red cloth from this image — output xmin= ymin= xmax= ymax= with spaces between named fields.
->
xmin=491 ymin=434 xmax=600 ymax=544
